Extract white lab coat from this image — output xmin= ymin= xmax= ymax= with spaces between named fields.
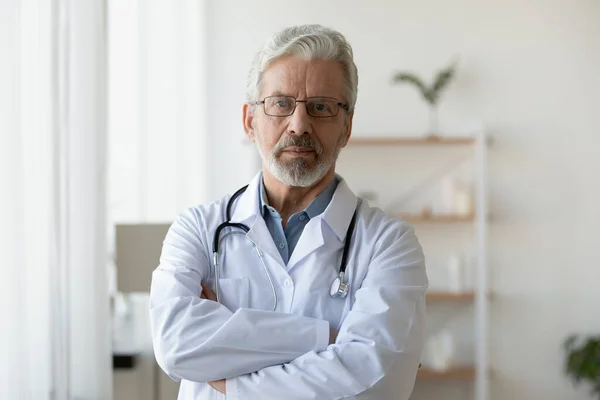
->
xmin=150 ymin=173 xmax=428 ymax=400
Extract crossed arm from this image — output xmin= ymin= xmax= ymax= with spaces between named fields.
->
xmin=151 ymin=212 xmax=345 ymax=383
xmin=199 ymin=282 xmax=339 ymax=394
xmin=150 ymin=211 xmax=427 ymax=399
xmin=199 ymin=282 xmax=232 ymax=394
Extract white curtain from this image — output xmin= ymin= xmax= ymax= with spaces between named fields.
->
xmin=108 ymin=0 xmax=209 ymax=225
xmin=0 ymin=0 xmax=111 ymax=399
xmin=106 ymin=4 xmax=209 ymax=396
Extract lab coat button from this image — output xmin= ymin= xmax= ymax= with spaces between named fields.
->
xmin=283 ymin=279 xmax=293 ymax=288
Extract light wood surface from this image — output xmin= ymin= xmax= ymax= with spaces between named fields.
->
xmin=348 ymin=136 xmax=475 ymax=146
xmin=427 ymin=292 xmax=476 ymax=302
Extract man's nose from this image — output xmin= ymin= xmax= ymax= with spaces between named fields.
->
xmin=286 ymin=102 xmax=312 ymax=136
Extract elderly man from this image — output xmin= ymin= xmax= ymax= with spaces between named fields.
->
xmin=150 ymin=24 xmax=428 ymax=400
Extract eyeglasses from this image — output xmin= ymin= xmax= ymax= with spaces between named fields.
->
xmin=252 ymin=96 xmax=349 ymax=118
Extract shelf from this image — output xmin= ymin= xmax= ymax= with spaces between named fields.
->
xmin=348 ymin=135 xmax=475 ymax=146
xmin=427 ymin=291 xmax=475 ymax=302
xmin=394 ymin=213 xmax=475 ymax=223
xmin=417 ymin=366 xmax=475 ymax=380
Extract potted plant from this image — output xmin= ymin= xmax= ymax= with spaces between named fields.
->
xmin=392 ymin=58 xmax=457 ymax=136
xmin=564 ymin=334 xmax=600 ymax=398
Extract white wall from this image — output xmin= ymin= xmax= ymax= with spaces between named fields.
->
xmin=205 ymin=1 xmax=600 ymax=399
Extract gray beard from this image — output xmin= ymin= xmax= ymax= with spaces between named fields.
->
xmin=255 ymin=130 xmax=345 ymax=187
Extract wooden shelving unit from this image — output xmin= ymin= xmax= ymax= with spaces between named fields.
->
xmin=417 ymin=366 xmax=476 ymax=380
xmin=348 ymin=136 xmax=475 ymax=146
xmin=341 ymin=130 xmax=490 ymax=400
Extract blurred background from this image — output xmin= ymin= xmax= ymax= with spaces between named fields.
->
xmin=1 ymin=0 xmax=599 ymax=399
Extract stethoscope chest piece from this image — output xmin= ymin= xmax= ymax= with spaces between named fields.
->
xmin=330 ymin=271 xmax=349 ymax=298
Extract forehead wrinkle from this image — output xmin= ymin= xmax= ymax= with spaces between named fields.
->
xmin=305 ymin=62 xmax=346 ymax=100
xmin=263 ymin=71 xmax=305 ymax=98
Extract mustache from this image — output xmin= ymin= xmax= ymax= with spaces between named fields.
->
xmin=273 ymin=135 xmax=323 ymax=156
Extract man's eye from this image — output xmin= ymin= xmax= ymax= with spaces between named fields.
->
xmin=276 ymin=100 xmax=291 ymax=108
xmin=314 ymin=103 xmax=328 ymax=111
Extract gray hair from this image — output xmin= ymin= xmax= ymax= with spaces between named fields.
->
xmin=246 ymin=24 xmax=358 ymax=113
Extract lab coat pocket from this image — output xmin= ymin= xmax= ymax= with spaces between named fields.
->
xmin=214 ymin=277 xmax=250 ymax=312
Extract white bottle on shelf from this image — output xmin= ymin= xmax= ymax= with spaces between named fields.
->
xmin=426 ymin=329 xmax=456 ymax=371
xmin=454 ymin=182 xmax=474 ymax=216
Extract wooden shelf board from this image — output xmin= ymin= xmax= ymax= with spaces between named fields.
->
xmin=394 ymin=213 xmax=475 ymax=223
xmin=417 ymin=366 xmax=475 ymax=380
xmin=427 ymin=292 xmax=475 ymax=302
xmin=348 ymin=136 xmax=475 ymax=146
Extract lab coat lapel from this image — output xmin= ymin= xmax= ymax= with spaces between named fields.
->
xmin=287 ymin=176 xmax=358 ymax=272
xmin=286 ymin=218 xmax=325 ymax=271
xmin=229 ymin=172 xmax=261 ymax=224
xmin=230 ymin=172 xmax=285 ymax=266
xmin=321 ymin=178 xmax=359 ymax=242
xmin=246 ymin=217 xmax=286 ymax=266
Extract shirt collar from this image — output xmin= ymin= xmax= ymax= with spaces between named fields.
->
xmin=230 ymin=171 xmax=358 ymax=241
xmin=258 ymin=174 xmax=339 ymax=220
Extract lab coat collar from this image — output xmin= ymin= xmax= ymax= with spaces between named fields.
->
xmin=321 ymin=174 xmax=359 ymax=242
xmin=229 ymin=172 xmax=285 ymax=265
xmin=229 ymin=172 xmax=263 ymax=224
xmin=286 ymin=174 xmax=357 ymax=270
xmin=230 ymin=171 xmax=358 ymax=240
xmin=228 ymin=171 xmax=358 ymax=266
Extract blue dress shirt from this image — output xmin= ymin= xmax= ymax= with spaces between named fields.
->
xmin=259 ymin=176 xmax=339 ymax=264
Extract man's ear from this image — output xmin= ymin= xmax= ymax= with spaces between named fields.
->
xmin=341 ymin=112 xmax=354 ymax=147
xmin=242 ymin=103 xmax=256 ymax=142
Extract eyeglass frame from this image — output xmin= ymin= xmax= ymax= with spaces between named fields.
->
xmin=251 ymin=95 xmax=350 ymax=118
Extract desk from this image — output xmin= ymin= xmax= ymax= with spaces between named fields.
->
xmin=113 ymin=352 xmax=179 ymax=400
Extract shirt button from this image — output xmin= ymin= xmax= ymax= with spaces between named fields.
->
xmin=283 ymin=279 xmax=292 ymax=288
xmin=299 ymin=215 xmax=306 ymax=221
xmin=278 ymin=242 xmax=285 ymax=249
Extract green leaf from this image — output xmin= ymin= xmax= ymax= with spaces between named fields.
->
xmin=391 ymin=72 xmax=431 ymax=104
xmin=428 ymin=61 xmax=457 ymax=105
xmin=563 ymin=334 xmax=600 ymax=397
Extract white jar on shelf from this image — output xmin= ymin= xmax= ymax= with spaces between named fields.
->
xmin=453 ymin=182 xmax=474 ymax=216
xmin=426 ymin=329 xmax=456 ymax=371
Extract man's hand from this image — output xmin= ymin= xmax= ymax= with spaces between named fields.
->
xmin=201 ymin=283 xmax=226 ymax=393
xmin=201 ymin=281 xmax=217 ymax=301
xmin=208 ymin=379 xmax=226 ymax=394
xmin=329 ymin=328 xmax=338 ymax=345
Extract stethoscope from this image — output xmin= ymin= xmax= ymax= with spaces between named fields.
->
xmin=212 ymin=184 xmax=358 ymax=312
